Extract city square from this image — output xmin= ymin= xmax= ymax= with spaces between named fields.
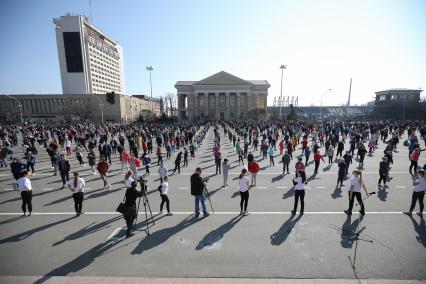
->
xmin=0 ymin=124 xmax=425 ymax=282
xmin=1 ymin=0 xmax=426 ymax=283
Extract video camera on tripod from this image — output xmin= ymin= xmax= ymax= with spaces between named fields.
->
xmin=137 ymin=176 xmax=148 ymax=194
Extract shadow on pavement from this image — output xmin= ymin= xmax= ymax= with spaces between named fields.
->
xmin=270 ymin=214 xmax=303 ymax=246
xmin=131 ymin=215 xmax=203 ymax=254
xmin=33 ymin=238 xmax=125 ymax=284
xmin=196 ymin=215 xmax=243 ymax=250
xmin=52 ymin=216 xmax=122 ymax=247
xmin=0 ymin=216 xmax=74 ymax=245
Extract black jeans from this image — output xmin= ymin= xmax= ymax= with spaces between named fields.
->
xmin=160 ymin=194 xmax=170 ymax=212
xmin=157 ymin=155 xmax=163 ymax=165
xmin=283 ymin=162 xmax=289 ymax=173
xmin=27 ymin=163 xmax=35 ymax=173
xmin=216 ymin=162 xmax=221 ymax=174
xmin=348 ymin=192 xmax=364 ymax=212
xmin=73 ymin=192 xmax=84 ymax=214
xmin=314 ymin=160 xmax=320 ymax=173
xmin=378 ymin=173 xmax=387 ymax=185
xmin=174 ymin=162 xmax=180 ymax=174
xmin=409 ymin=160 xmax=418 ymax=173
xmin=60 ymin=171 xmax=69 ymax=185
xmin=409 ymin=191 xmax=424 ymax=213
xmin=269 ymin=156 xmax=274 ymax=166
xmin=337 ymin=174 xmax=345 ymax=185
xmin=240 ymin=191 xmax=249 ymax=211
xmin=124 ymin=216 xmax=135 ymax=235
xmin=293 ymin=190 xmax=305 ymax=212
xmin=21 ymin=191 xmax=32 ymax=213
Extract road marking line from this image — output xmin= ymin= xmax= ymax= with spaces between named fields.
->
xmin=178 ymin=186 xmax=189 ymax=190
xmin=0 ymin=171 xmax=417 ymax=177
xmin=3 ymin=188 xmax=15 ymax=191
xmin=0 ymin=211 xmax=408 ymax=216
xmin=256 ymin=186 xmax=267 ymax=189
xmin=276 ymin=186 xmax=288 ymax=189
xmin=395 ymin=186 xmax=407 ymax=188
xmin=107 ymin=227 xmax=124 ymax=241
xmin=316 ymin=186 xmax=327 ymax=189
xmin=41 ymin=188 xmax=54 ymax=191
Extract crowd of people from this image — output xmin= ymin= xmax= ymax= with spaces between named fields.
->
xmin=0 ymin=118 xmax=425 ymax=238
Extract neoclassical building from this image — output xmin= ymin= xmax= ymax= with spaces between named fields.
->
xmin=175 ymin=71 xmax=270 ymax=120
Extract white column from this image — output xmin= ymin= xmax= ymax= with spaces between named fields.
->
xmin=215 ymin=93 xmax=219 ymax=120
xmin=236 ymin=93 xmax=241 ymax=120
xmin=225 ymin=93 xmax=230 ymax=120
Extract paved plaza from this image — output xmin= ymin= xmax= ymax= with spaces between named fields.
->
xmin=0 ymin=127 xmax=425 ymax=281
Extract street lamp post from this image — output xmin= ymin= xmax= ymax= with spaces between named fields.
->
xmin=146 ymin=66 xmax=154 ymax=113
xmin=320 ymin=89 xmax=332 ymax=121
xmin=2 ymin=94 xmax=23 ymax=123
xmin=279 ymin=64 xmax=286 ymax=118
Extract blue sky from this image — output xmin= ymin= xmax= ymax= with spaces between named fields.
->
xmin=1 ymin=0 xmax=425 ymax=106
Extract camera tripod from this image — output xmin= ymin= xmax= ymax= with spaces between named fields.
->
xmin=134 ymin=179 xmax=155 ymax=236
xmin=204 ymin=181 xmax=214 ymax=214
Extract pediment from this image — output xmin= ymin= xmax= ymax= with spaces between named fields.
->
xmin=194 ymin=71 xmax=252 ymax=86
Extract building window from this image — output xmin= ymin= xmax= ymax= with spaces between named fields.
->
xmin=391 ymin=94 xmax=399 ymax=100
xmin=379 ymin=95 xmax=386 ymax=101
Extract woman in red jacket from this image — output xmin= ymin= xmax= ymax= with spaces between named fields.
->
xmin=248 ymin=160 xmax=260 ymax=187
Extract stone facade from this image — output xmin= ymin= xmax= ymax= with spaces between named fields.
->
xmin=0 ymin=93 xmax=156 ymax=123
xmin=175 ymin=71 xmax=270 ymax=121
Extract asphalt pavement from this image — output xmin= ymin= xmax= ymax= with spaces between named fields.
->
xmin=0 ymin=126 xmax=425 ymax=281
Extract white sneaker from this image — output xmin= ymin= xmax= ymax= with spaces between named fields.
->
xmin=243 ymin=211 xmax=249 ymax=216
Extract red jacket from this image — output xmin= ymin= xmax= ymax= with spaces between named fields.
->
xmin=248 ymin=161 xmax=260 ymax=173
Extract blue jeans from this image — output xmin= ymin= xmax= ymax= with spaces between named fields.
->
xmin=194 ymin=194 xmax=208 ymax=215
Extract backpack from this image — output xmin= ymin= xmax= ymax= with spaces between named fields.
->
xmin=134 ymin=158 xmax=141 ymax=168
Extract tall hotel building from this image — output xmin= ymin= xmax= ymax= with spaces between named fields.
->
xmin=53 ymin=14 xmax=125 ymax=94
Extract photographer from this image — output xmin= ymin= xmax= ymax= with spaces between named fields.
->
xmin=292 ymin=170 xmax=307 ymax=215
xmin=190 ymin=167 xmax=209 ymax=218
xmin=123 ymin=181 xmax=144 ymax=238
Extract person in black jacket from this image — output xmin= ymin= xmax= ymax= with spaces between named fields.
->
xmin=173 ymin=151 xmax=182 ymax=174
xmin=58 ymin=154 xmax=71 ymax=188
xmin=190 ymin=167 xmax=209 ymax=218
xmin=123 ymin=181 xmax=143 ymax=238
xmin=378 ymin=157 xmax=389 ymax=188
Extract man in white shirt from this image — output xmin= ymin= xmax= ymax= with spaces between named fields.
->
xmin=16 ymin=171 xmax=33 ymax=216
xmin=67 ymin=172 xmax=85 ymax=216
xmin=158 ymin=163 xmax=168 ymax=184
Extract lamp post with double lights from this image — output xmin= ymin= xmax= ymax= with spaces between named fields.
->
xmin=2 ymin=94 xmax=23 ymax=123
xmin=279 ymin=64 xmax=287 ymax=118
xmin=146 ymin=66 xmax=154 ymax=112
xmin=320 ymin=89 xmax=332 ymax=121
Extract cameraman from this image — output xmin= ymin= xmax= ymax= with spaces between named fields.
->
xmin=123 ymin=181 xmax=143 ymax=238
xmin=190 ymin=167 xmax=209 ymax=218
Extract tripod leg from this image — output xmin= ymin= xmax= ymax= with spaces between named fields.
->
xmin=133 ymin=196 xmax=142 ymax=232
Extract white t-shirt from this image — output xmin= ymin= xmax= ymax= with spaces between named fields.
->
xmin=16 ymin=177 xmax=32 ymax=192
xmin=67 ymin=178 xmax=85 ymax=193
xmin=239 ymin=176 xmax=250 ymax=192
xmin=124 ymin=177 xmax=134 ymax=188
xmin=412 ymin=176 xmax=426 ymax=192
xmin=294 ymin=176 xmax=305 ymax=190
xmin=161 ymin=182 xmax=169 ymax=195
xmin=158 ymin=166 xmax=168 ymax=178
xmin=349 ymin=176 xmax=362 ymax=193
